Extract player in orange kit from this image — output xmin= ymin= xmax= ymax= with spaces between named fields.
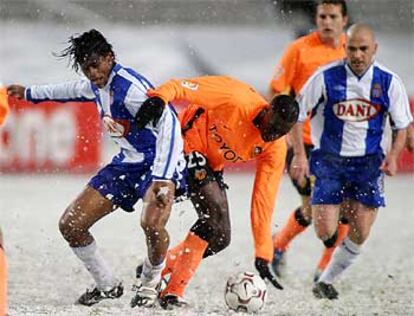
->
xmin=269 ymin=0 xmax=350 ymax=281
xmin=0 ymin=84 xmax=9 ymax=316
xmin=0 ymin=85 xmax=9 ymax=126
xmin=131 ymin=76 xmax=299 ymax=309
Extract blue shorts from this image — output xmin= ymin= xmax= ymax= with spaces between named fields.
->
xmin=310 ymin=151 xmax=385 ymax=208
xmin=88 ymin=162 xmax=187 ymax=212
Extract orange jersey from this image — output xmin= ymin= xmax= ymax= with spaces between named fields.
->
xmin=149 ymin=76 xmax=287 ymax=261
xmin=0 ymin=87 xmax=9 ymax=126
xmin=270 ymin=31 xmax=346 ymax=144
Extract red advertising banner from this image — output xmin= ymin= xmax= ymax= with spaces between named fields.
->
xmin=0 ymin=97 xmax=101 ymax=173
xmin=0 ymin=97 xmax=412 ymax=174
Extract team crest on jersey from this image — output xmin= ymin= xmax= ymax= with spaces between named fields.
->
xmin=371 ymin=83 xmax=382 ymax=98
xmin=333 ymin=99 xmax=381 ymax=122
xmin=103 ymin=115 xmax=130 ymax=137
xmin=181 ymin=80 xmax=199 ymax=91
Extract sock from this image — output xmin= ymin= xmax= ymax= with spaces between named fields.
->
xmin=0 ymin=247 xmax=7 ymax=316
xmin=161 ymin=232 xmax=208 ymax=298
xmin=317 ymin=222 xmax=350 ymax=272
xmin=318 ymin=236 xmax=361 ymax=284
xmin=162 ymin=242 xmax=185 ymax=277
xmin=71 ymin=241 xmax=117 ymax=290
xmin=141 ymin=257 xmax=165 ymax=288
xmin=273 ymin=207 xmax=310 ymax=251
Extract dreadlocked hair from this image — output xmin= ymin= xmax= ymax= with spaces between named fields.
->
xmin=55 ymin=29 xmax=115 ymax=72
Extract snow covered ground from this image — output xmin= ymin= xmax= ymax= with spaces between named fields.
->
xmin=1 ymin=172 xmax=414 ymax=315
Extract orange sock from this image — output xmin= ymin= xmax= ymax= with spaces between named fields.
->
xmin=162 ymin=241 xmax=185 ymax=277
xmin=161 ymin=232 xmax=208 ymax=298
xmin=0 ymin=247 xmax=7 ymax=316
xmin=273 ymin=208 xmax=309 ymax=251
xmin=317 ymin=222 xmax=350 ymax=271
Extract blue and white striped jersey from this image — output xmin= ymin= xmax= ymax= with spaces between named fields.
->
xmin=297 ymin=60 xmax=413 ymax=157
xmin=26 ymin=63 xmax=184 ymax=180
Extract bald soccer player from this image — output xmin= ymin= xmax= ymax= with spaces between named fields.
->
xmin=290 ymin=23 xmax=412 ymax=299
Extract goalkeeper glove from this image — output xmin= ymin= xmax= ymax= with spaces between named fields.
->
xmin=255 ymin=257 xmax=283 ymax=290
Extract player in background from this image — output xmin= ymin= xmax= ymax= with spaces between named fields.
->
xmin=269 ymin=0 xmax=349 ymax=281
xmin=0 ymin=83 xmax=9 ymax=316
xmin=133 ymin=76 xmax=299 ymax=309
xmin=7 ymin=29 xmax=186 ymax=307
xmin=291 ymin=24 xmax=412 ymax=299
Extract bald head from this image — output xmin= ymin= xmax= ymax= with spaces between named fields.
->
xmin=347 ymin=23 xmax=376 ymax=42
xmin=345 ymin=23 xmax=378 ymax=76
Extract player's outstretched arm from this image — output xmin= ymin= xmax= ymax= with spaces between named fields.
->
xmin=7 ymin=85 xmax=26 ymax=100
xmin=251 ymin=140 xmax=287 ymax=290
xmin=9 ymin=81 xmax=95 ymax=104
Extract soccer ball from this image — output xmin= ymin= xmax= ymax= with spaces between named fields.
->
xmin=224 ymin=271 xmax=267 ymax=313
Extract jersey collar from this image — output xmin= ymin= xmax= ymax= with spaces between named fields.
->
xmin=345 ymin=60 xmax=375 ymax=81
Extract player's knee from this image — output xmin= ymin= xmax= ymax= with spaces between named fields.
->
xmin=349 ymin=228 xmax=370 ymax=244
xmin=295 ymin=207 xmax=312 ymax=227
xmin=314 ymin=224 xmax=335 ymax=244
xmin=199 ymin=195 xmax=228 ymax=218
xmin=59 ymin=210 xmax=90 ymax=243
xmin=140 ymin=218 xmax=162 ymax=235
xmin=59 ymin=215 xmax=69 ymax=236
xmin=215 ymin=228 xmax=231 ymax=250
xmin=59 ymin=216 xmax=78 ymax=242
xmin=322 ymin=230 xmax=338 ymax=248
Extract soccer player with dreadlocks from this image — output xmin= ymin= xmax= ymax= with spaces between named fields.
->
xmin=7 ymin=29 xmax=187 ymax=307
